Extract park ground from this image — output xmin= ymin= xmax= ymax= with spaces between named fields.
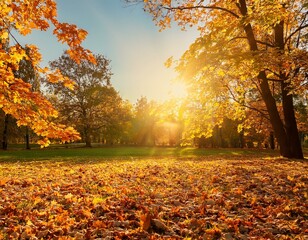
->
xmin=0 ymin=147 xmax=307 ymax=239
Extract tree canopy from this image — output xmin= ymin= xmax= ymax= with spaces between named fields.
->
xmin=135 ymin=0 xmax=308 ymax=159
xmin=0 ymin=0 xmax=95 ymax=146
xmin=47 ymin=52 xmax=132 ymax=147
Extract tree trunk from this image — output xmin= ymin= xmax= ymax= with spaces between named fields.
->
xmin=269 ymin=131 xmax=275 ymax=150
xmin=236 ymin=0 xmax=303 ymax=159
xmin=2 ymin=114 xmax=9 ymax=150
xmin=281 ymin=82 xmax=303 ymax=158
xmin=275 ymin=20 xmax=303 ymax=159
xmin=25 ymin=127 xmax=30 ymax=150
xmin=239 ymin=132 xmax=245 ymax=148
xmin=258 ymin=73 xmax=290 ymax=157
xmin=84 ymin=126 xmax=92 ymax=147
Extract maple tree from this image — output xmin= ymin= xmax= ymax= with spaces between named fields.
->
xmin=15 ymin=46 xmax=39 ymax=149
xmin=0 ymin=109 xmax=40 ymax=149
xmin=0 ymin=0 xmax=95 ymax=146
xmin=131 ymin=0 xmax=308 ymax=159
xmin=1 ymin=111 xmax=12 ymax=150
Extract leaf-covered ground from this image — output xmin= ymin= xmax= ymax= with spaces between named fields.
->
xmin=0 ymin=156 xmax=307 ymax=239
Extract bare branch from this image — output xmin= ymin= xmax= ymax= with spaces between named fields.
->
xmin=123 ymin=0 xmax=143 ymax=8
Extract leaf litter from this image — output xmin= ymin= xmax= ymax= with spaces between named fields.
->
xmin=0 ymin=156 xmax=307 ymax=239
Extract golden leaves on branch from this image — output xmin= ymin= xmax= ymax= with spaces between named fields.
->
xmin=25 ymin=44 xmax=42 ymax=66
xmin=0 ymin=0 xmax=96 ymax=146
xmin=46 ymin=69 xmax=75 ymax=90
xmin=164 ymin=56 xmax=173 ymax=68
xmin=52 ymin=22 xmax=95 ymax=64
xmin=66 ymin=47 xmax=96 ymax=65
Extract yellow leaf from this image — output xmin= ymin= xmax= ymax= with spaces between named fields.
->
xmin=287 ymin=175 xmax=294 ymax=182
xmin=92 ymin=197 xmax=105 ymax=205
xmin=164 ymin=56 xmax=173 ymax=68
xmin=0 ymin=31 xmax=8 ymax=39
xmin=33 ymin=196 xmax=42 ymax=206
xmin=64 ymin=193 xmax=73 ymax=199
xmin=26 ymin=220 xmax=33 ymax=226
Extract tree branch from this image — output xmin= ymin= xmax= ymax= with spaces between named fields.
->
xmin=229 ymin=36 xmax=275 ymax=48
xmin=286 ymin=23 xmax=308 ymax=43
xmin=225 ymin=84 xmax=270 ymax=120
xmin=264 ymin=68 xmax=281 ymax=78
xmin=163 ymin=5 xmax=240 ymax=19
xmin=285 ymin=10 xmax=308 ymax=44
xmin=266 ymin=78 xmax=283 ymax=82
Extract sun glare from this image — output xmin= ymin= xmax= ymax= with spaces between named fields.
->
xmin=168 ymin=81 xmax=188 ymax=99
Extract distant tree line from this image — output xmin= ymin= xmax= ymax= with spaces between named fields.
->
xmin=1 ymin=52 xmax=307 ymax=150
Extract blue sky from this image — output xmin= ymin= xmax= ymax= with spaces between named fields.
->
xmin=20 ymin=0 xmax=198 ymax=103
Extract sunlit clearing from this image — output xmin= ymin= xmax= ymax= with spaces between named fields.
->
xmin=154 ymin=122 xmax=181 ymax=146
xmin=168 ymin=81 xmax=188 ymax=99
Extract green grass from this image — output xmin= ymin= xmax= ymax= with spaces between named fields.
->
xmin=0 ymin=146 xmax=280 ymax=162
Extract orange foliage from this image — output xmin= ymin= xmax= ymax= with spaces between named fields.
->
xmin=0 ymin=157 xmax=307 ymax=238
xmin=0 ymin=0 xmax=96 ymax=146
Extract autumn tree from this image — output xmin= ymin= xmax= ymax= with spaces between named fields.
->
xmin=202 ymin=118 xmax=243 ymax=148
xmin=1 ymin=111 xmax=10 ymax=150
xmin=0 ymin=0 xmax=95 ymax=147
xmin=130 ymin=97 xmax=159 ymax=146
xmin=1 ymin=50 xmax=39 ymax=150
xmin=14 ymin=47 xmax=40 ymax=149
xmin=96 ymin=98 xmax=133 ymax=145
xmin=131 ymin=0 xmax=308 ymax=159
xmin=130 ymin=97 xmax=183 ymax=146
xmin=73 ymin=86 xmax=132 ymax=146
xmin=154 ymin=99 xmax=183 ymax=146
xmin=47 ymin=53 xmax=130 ymax=147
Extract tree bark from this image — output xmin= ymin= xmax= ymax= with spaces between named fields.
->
xmin=84 ymin=125 xmax=92 ymax=147
xmin=25 ymin=127 xmax=31 ymax=150
xmin=239 ymin=131 xmax=245 ymax=148
xmin=275 ymin=20 xmax=303 ymax=159
xmin=236 ymin=0 xmax=303 ymax=159
xmin=2 ymin=114 xmax=9 ymax=150
xmin=258 ymin=72 xmax=290 ymax=157
xmin=269 ymin=131 xmax=275 ymax=150
xmin=281 ymin=81 xmax=303 ymax=158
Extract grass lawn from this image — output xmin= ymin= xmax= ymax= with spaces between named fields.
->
xmin=0 ymin=147 xmax=307 ymax=239
xmin=0 ymin=146 xmax=281 ymax=162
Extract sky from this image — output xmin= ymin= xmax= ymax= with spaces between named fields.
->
xmin=19 ymin=0 xmax=199 ymax=103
